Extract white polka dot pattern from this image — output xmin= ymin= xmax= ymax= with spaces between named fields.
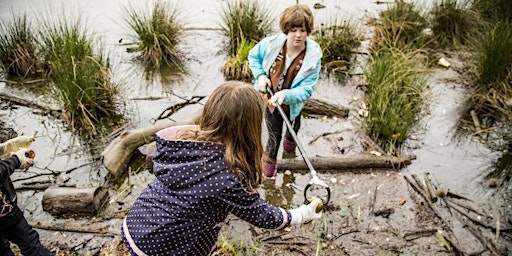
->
xmin=122 ymin=129 xmax=291 ymax=256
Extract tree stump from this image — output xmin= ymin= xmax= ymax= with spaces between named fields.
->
xmin=42 ymin=186 xmax=108 ymax=216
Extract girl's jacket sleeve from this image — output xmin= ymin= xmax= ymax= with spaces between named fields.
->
xmin=0 ymin=156 xmax=19 ymax=185
xmin=218 ymin=176 xmax=291 ymax=230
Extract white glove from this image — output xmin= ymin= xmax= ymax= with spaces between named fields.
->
xmin=12 ymin=148 xmax=35 ymax=170
xmin=289 ymin=199 xmax=323 ymax=224
xmin=270 ymin=90 xmax=286 ymax=106
xmin=258 ymin=75 xmax=271 ymax=93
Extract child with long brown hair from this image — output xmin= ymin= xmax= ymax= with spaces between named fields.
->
xmin=121 ymin=81 xmax=322 ymax=256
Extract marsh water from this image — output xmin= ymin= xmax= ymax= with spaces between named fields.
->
xmin=1 ymin=0 xmax=508 ymax=255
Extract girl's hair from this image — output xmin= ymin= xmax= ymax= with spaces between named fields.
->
xmin=179 ymin=81 xmax=265 ymax=192
xmin=279 ymin=4 xmax=314 ymax=34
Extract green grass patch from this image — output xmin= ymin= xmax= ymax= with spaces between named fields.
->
xmin=471 ymin=22 xmax=512 ymax=86
xmin=220 ymin=0 xmax=274 ymax=56
xmin=471 ymin=0 xmax=512 ymax=24
xmin=373 ymin=0 xmax=430 ymax=51
xmin=123 ymin=0 xmax=184 ymax=70
xmin=0 ymin=11 xmax=42 ymax=78
xmin=430 ymin=0 xmax=478 ymax=48
xmin=364 ymin=48 xmax=427 ymax=155
xmin=222 ymin=37 xmax=254 ymax=81
xmin=39 ymin=16 xmax=120 ymax=136
xmin=313 ymin=18 xmax=362 ymax=76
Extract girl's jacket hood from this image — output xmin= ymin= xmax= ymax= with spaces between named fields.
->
xmin=153 ymin=125 xmax=228 ymax=190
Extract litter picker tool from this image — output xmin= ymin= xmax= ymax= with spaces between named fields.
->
xmin=266 ymin=86 xmax=331 ymax=205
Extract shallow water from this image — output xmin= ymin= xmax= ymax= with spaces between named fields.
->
xmin=0 ymin=0 xmax=506 ymax=253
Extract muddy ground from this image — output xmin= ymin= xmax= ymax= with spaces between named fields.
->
xmin=2 ymin=41 xmax=511 ymax=256
xmin=1 ymin=0 xmax=511 ymax=255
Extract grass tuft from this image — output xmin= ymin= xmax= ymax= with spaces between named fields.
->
xmin=39 ymin=15 xmax=120 ymax=136
xmin=220 ymin=0 xmax=274 ymax=56
xmin=373 ymin=0 xmax=429 ymax=51
xmin=364 ymin=48 xmax=427 ymax=155
xmin=430 ymin=0 xmax=478 ymax=48
xmin=0 ymin=11 xmax=42 ymax=78
xmin=313 ymin=18 xmax=362 ymax=76
xmin=123 ymin=0 xmax=184 ymax=70
xmin=222 ymin=37 xmax=254 ymax=81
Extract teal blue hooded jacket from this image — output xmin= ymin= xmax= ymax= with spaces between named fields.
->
xmin=248 ymin=33 xmax=322 ymax=120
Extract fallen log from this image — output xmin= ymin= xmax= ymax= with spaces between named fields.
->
xmin=31 ymin=221 xmax=119 ymax=236
xmin=0 ymin=91 xmax=62 ymax=119
xmin=42 ymin=186 xmax=109 ymax=216
xmin=143 ymin=150 xmax=416 ymax=171
xmin=303 ymin=98 xmax=349 ymax=119
xmin=277 ymin=154 xmax=416 ymax=171
xmin=101 ymin=111 xmax=201 ymax=180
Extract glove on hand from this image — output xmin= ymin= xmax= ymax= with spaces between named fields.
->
xmin=12 ymin=148 xmax=35 ymax=170
xmin=270 ymin=91 xmax=286 ymax=106
xmin=258 ymin=75 xmax=271 ymax=93
xmin=289 ymin=199 xmax=323 ymax=224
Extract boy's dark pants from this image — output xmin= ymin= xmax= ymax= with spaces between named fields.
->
xmin=0 ymin=216 xmax=53 ymax=256
xmin=265 ymin=108 xmax=301 ymax=160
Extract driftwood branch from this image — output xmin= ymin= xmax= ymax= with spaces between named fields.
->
xmin=101 ymin=111 xmax=201 ymax=180
xmin=31 ymin=221 xmax=119 ymax=236
xmin=0 ymin=91 xmax=62 ymax=119
xmin=303 ymin=98 xmax=349 ymax=119
xmin=277 ymin=154 xmax=415 ymax=171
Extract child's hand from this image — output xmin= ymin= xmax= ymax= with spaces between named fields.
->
xmin=270 ymin=91 xmax=286 ymax=106
xmin=12 ymin=148 xmax=35 ymax=170
xmin=258 ymin=75 xmax=271 ymax=93
xmin=289 ymin=198 xmax=323 ymax=224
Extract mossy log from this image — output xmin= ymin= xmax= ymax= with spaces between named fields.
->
xmin=277 ymin=154 xmax=416 ymax=172
xmin=42 ymin=186 xmax=109 ymax=216
xmin=303 ymin=98 xmax=349 ymax=119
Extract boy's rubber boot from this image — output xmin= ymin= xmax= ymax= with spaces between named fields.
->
xmin=282 ymin=138 xmax=297 ymax=159
xmin=262 ymin=155 xmax=277 ymax=178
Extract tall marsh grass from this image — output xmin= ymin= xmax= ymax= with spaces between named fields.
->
xmin=0 ymin=12 xmax=42 ymax=77
xmin=464 ymin=22 xmax=512 ymax=137
xmin=222 ymin=37 xmax=254 ymax=81
xmin=430 ymin=0 xmax=477 ymax=48
xmin=313 ymin=18 xmax=362 ymax=75
xmin=472 ymin=22 xmax=512 ymax=86
xmin=472 ymin=0 xmax=512 ymax=24
xmin=364 ymin=48 xmax=427 ymax=154
xmin=123 ymin=0 xmax=184 ymax=70
xmin=373 ymin=0 xmax=429 ymax=51
xmin=39 ymin=17 xmax=119 ymax=135
xmin=220 ymin=0 xmax=274 ymax=55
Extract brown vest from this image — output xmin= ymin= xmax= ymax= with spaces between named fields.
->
xmin=267 ymin=44 xmax=306 ymax=113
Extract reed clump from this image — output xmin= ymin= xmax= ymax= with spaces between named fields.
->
xmin=373 ymin=0 xmax=430 ymax=51
xmin=39 ymin=16 xmax=120 ymax=136
xmin=364 ymin=48 xmax=427 ymax=155
xmin=219 ymin=0 xmax=274 ymax=56
xmin=0 ymin=11 xmax=42 ymax=78
xmin=313 ymin=18 xmax=362 ymax=76
xmin=123 ymin=0 xmax=184 ymax=70
xmin=429 ymin=0 xmax=478 ymax=48
xmin=222 ymin=37 xmax=254 ymax=82
xmin=463 ymin=22 xmax=512 ymax=143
